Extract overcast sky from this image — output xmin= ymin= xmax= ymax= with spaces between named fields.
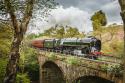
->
xmin=28 ymin=0 xmax=122 ymax=34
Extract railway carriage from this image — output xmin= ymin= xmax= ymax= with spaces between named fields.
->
xmin=31 ymin=39 xmax=44 ymax=48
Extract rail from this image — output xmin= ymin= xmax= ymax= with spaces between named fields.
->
xmin=37 ymin=48 xmax=121 ymax=64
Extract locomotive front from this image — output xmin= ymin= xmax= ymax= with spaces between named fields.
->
xmin=80 ymin=37 xmax=101 ymax=54
xmin=90 ymin=37 xmax=101 ymax=52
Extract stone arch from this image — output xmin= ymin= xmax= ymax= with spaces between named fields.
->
xmin=41 ymin=61 xmax=66 ymax=83
xmin=74 ymin=76 xmax=114 ymax=83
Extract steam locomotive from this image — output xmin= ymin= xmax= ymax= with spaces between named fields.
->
xmin=31 ymin=36 xmax=101 ymax=58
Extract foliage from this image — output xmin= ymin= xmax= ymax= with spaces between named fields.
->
xmin=24 ymin=62 xmax=39 ymax=81
xmin=26 ymin=34 xmax=40 ymax=40
xmin=0 ymin=22 xmax=13 ymax=82
xmin=102 ymin=39 xmax=124 ymax=58
xmin=91 ymin=10 xmax=107 ymax=31
xmin=91 ymin=24 xmax=124 ymax=58
xmin=16 ymin=73 xmax=30 ymax=83
xmin=100 ymin=64 xmax=108 ymax=71
xmin=44 ymin=26 xmax=57 ymax=38
xmin=48 ymin=52 xmax=57 ymax=60
xmin=0 ymin=0 xmax=57 ymax=19
xmin=20 ymin=40 xmax=39 ymax=81
xmin=100 ymin=64 xmax=123 ymax=76
xmin=0 ymin=0 xmax=57 ymax=82
xmin=65 ymin=27 xmax=80 ymax=38
xmin=0 ymin=58 xmax=7 ymax=83
xmin=66 ymin=56 xmax=80 ymax=65
xmin=110 ymin=41 xmax=124 ymax=57
xmin=43 ymin=25 xmax=84 ymax=38
xmin=56 ymin=26 xmax=65 ymax=38
xmin=0 ymin=22 xmax=13 ymax=57
xmin=90 ymin=10 xmax=107 ymax=41
xmin=107 ymin=64 xmax=123 ymax=75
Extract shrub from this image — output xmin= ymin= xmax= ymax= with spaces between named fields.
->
xmin=48 ymin=52 xmax=57 ymax=60
xmin=0 ymin=58 xmax=7 ymax=83
xmin=66 ymin=56 xmax=80 ymax=65
xmin=107 ymin=64 xmax=123 ymax=76
xmin=20 ymin=42 xmax=39 ymax=81
xmin=16 ymin=73 xmax=30 ymax=83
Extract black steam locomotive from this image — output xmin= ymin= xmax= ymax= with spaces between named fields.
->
xmin=31 ymin=36 xmax=101 ymax=57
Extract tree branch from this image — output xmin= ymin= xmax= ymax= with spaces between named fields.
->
xmin=21 ymin=0 xmax=35 ymax=33
xmin=4 ymin=0 xmax=19 ymax=33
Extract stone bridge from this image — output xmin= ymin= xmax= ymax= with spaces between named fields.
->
xmin=38 ymin=51 xmax=123 ymax=83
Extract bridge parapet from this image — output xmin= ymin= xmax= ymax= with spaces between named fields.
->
xmin=38 ymin=51 xmax=123 ymax=83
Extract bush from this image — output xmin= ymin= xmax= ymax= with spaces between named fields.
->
xmin=48 ymin=52 xmax=57 ymax=60
xmin=107 ymin=64 xmax=123 ymax=75
xmin=102 ymin=40 xmax=124 ymax=58
xmin=20 ymin=44 xmax=39 ymax=81
xmin=25 ymin=63 xmax=39 ymax=81
xmin=16 ymin=73 xmax=30 ymax=83
xmin=0 ymin=58 xmax=7 ymax=83
xmin=0 ymin=22 xmax=13 ymax=82
xmin=66 ymin=56 xmax=80 ymax=65
xmin=100 ymin=63 xmax=123 ymax=76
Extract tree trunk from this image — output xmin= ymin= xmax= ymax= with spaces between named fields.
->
xmin=4 ymin=32 xmax=24 ymax=83
xmin=3 ymin=0 xmax=34 ymax=82
xmin=118 ymin=0 xmax=125 ymax=83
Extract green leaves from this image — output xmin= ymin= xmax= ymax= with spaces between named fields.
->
xmin=66 ymin=56 xmax=80 ymax=65
xmin=0 ymin=22 xmax=13 ymax=82
xmin=0 ymin=22 xmax=13 ymax=57
xmin=20 ymin=40 xmax=39 ymax=81
xmin=91 ymin=10 xmax=107 ymax=31
xmin=16 ymin=73 xmax=30 ymax=83
xmin=48 ymin=52 xmax=57 ymax=60
xmin=0 ymin=58 xmax=7 ymax=83
xmin=100 ymin=63 xmax=123 ymax=76
xmin=43 ymin=25 xmax=84 ymax=38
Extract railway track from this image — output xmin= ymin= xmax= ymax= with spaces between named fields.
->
xmin=38 ymin=48 xmax=122 ymax=64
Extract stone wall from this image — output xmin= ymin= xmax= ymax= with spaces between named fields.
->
xmin=38 ymin=51 xmax=123 ymax=83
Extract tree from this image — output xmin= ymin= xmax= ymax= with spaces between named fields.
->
xmin=118 ymin=0 xmax=125 ymax=83
xmin=65 ymin=26 xmax=80 ymax=38
xmin=91 ymin=10 xmax=107 ymax=31
xmin=91 ymin=10 xmax=107 ymax=40
xmin=56 ymin=25 xmax=65 ymax=38
xmin=43 ymin=25 xmax=83 ymax=38
xmin=43 ymin=25 xmax=65 ymax=38
xmin=0 ymin=22 xmax=13 ymax=57
xmin=0 ymin=22 xmax=13 ymax=83
xmin=44 ymin=27 xmax=56 ymax=37
xmin=0 ymin=0 xmax=57 ymax=83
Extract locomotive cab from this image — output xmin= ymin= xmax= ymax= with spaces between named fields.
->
xmin=95 ymin=39 xmax=101 ymax=51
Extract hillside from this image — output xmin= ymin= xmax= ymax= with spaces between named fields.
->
xmin=99 ymin=25 xmax=124 ymax=57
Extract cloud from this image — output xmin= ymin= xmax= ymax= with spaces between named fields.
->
xmin=55 ymin=0 xmax=111 ymax=12
xmin=48 ymin=6 xmax=92 ymax=31
xmin=55 ymin=0 xmax=122 ymax=23
xmin=27 ymin=0 xmax=123 ymax=34
xmin=28 ymin=6 xmax=92 ymax=34
xmin=101 ymin=0 xmax=122 ymax=24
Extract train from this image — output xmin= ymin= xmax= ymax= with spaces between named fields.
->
xmin=31 ymin=36 xmax=102 ymax=59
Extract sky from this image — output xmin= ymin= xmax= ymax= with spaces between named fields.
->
xmin=28 ymin=0 xmax=122 ymax=34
